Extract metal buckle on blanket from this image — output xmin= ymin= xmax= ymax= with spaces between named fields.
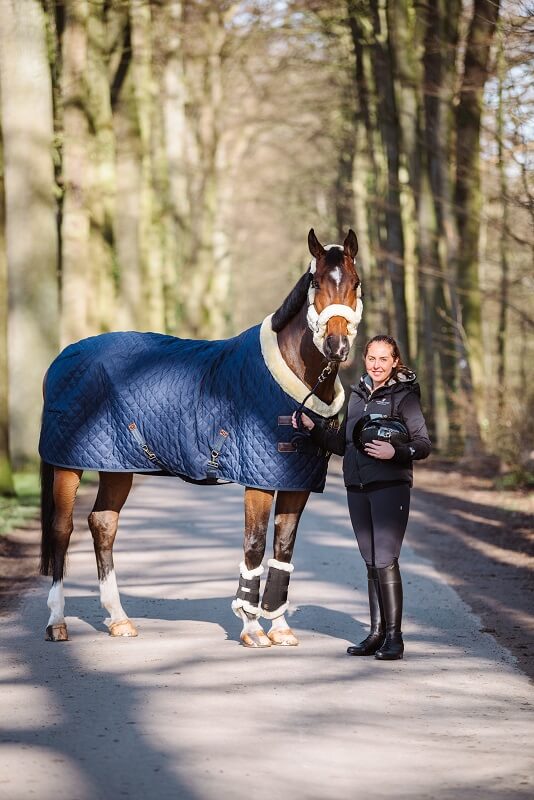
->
xmin=128 ymin=422 xmax=157 ymax=461
xmin=207 ymin=429 xmax=229 ymax=471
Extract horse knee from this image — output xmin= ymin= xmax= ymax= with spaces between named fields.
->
xmin=273 ymin=527 xmax=295 ymax=562
xmin=88 ymin=510 xmax=119 ymax=548
xmin=244 ymin=533 xmax=266 ymax=570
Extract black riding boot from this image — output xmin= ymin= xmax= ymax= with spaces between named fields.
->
xmin=347 ymin=566 xmax=385 ymax=656
xmin=375 ymin=559 xmax=404 ymax=661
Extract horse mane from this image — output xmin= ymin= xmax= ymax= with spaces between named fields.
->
xmin=271 ymin=269 xmax=311 ymax=332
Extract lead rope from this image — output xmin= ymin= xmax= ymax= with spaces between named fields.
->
xmin=294 ymin=361 xmax=335 ymax=430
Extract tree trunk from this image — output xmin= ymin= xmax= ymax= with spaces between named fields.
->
xmin=161 ymin=0 xmax=189 ymax=333
xmin=496 ymin=29 xmax=508 ymax=418
xmin=129 ymin=0 xmax=165 ymax=331
xmin=85 ymin=0 xmax=119 ymax=335
xmin=455 ymin=0 xmax=500 ymax=454
xmin=60 ymin=0 xmax=91 ymax=344
xmin=421 ymin=0 xmax=463 ymax=453
xmin=385 ymin=0 xmax=422 ymax=364
xmin=346 ymin=1 xmax=386 ymax=340
xmin=0 ymin=116 xmax=15 ymax=494
xmin=111 ymin=11 xmax=143 ymax=331
xmin=183 ymin=6 xmax=225 ymax=336
xmin=0 ymin=0 xmax=59 ymax=466
xmin=368 ymin=0 xmax=409 ymax=361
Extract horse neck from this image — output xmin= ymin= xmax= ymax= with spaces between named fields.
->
xmin=276 ymin=305 xmax=338 ymax=404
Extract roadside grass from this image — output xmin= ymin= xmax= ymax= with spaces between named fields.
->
xmin=0 ymin=473 xmax=40 ymax=537
xmin=0 ymin=471 xmax=99 ymax=537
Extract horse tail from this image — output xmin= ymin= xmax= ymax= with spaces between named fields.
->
xmin=40 ymin=460 xmax=55 ymax=577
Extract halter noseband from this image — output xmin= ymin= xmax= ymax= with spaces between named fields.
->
xmin=306 ymin=245 xmax=363 ymax=356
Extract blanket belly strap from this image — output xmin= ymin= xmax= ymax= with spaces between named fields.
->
xmin=128 ymin=423 xmax=160 ymax=464
xmin=206 ymin=428 xmax=229 ymax=480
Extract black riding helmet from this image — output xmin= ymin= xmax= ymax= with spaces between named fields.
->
xmin=353 ymin=413 xmax=409 ymax=451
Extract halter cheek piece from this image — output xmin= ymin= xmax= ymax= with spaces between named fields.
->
xmin=306 ymin=246 xmax=363 ymax=356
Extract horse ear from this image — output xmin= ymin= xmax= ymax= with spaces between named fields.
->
xmin=343 ymin=229 xmax=359 ymax=260
xmin=308 ymin=228 xmax=325 ymax=259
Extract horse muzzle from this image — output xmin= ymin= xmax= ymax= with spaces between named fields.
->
xmin=323 ymin=334 xmax=350 ymax=362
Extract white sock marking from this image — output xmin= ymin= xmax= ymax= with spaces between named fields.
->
xmin=47 ymin=581 xmax=65 ymax=626
xmin=99 ymin=569 xmax=128 ymax=625
xmin=234 ymin=606 xmax=265 ymax=636
xmin=269 ymin=613 xmax=290 ymax=631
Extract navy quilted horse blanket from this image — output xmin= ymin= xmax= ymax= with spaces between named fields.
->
xmin=39 ymin=317 xmax=343 ymax=492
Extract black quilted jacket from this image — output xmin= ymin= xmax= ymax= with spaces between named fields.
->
xmin=310 ymin=370 xmax=431 ymax=488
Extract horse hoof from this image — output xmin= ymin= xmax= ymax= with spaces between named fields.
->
xmin=45 ymin=623 xmax=68 ymax=642
xmin=268 ymin=628 xmax=299 ymax=646
xmin=240 ymin=630 xmax=271 ymax=648
xmin=108 ymin=619 xmax=138 ymax=637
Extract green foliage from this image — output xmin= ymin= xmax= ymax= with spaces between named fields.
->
xmin=494 ymin=471 xmax=534 ymax=492
xmin=0 ymin=472 xmax=40 ymax=536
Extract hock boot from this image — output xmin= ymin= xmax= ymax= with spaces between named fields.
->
xmin=347 ymin=565 xmax=385 ymax=656
xmin=374 ymin=559 xmax=404 ymax=660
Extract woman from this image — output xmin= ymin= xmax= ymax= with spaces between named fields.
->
xmin=292 ymin=335 xmax=431 ymax=661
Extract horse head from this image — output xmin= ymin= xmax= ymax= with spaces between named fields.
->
xmin=307 ymin=228 xmax=362 ymax=362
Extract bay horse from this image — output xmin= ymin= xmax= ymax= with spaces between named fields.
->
xmin=39 ymin=228 xmax=362 ymax=647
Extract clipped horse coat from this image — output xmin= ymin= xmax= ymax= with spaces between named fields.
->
xmin=39 ymin=316 xmax=345 ymax=492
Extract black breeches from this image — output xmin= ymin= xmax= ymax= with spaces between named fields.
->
xmin=346 ymin=484 xmax=411 ymax=568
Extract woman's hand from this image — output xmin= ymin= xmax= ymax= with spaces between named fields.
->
xmin=292 ymin=411 xmax=315 ymax=430
xmin=364 ymin=440 xmax=395 ymax=460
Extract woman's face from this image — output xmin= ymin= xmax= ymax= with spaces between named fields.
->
xmin=365 ymin=341 xmax=399 ymax=387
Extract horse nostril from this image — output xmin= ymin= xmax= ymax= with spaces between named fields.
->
xmin=325 ymin=336 xmax=349 ymax=361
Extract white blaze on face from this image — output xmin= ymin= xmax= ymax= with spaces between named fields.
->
xmin=307 ymin=245 xmax=363 ymax=356
xmin=47 ymin=581 xmax=65 ymax=625
xmin=329 ymin=266 xmax=342 ymax=288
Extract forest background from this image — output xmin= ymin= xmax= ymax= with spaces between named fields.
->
xmin=0 ymin=0 xmax=532 ymax=500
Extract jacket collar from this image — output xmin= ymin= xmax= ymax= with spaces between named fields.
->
xmin=352 ymin=368 xmax=418 ymax=399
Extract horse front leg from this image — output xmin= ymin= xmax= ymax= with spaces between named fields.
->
xmin=232 ymin=487 xmax=274 ymax=648
xmin=88 ymin=472 xmax=137 ymax=637
xmin=262 ymin=490 xmax=310 ymax=646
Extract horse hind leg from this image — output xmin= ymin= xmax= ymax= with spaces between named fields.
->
xmin=262 ymin=490 xmax=310 ymax=646
xmin=232 ymin=488 xmax=274 ymax=648
xmin=41 ymin=465 xmax=83 ymax=641
xmin=88 ymin=472 xmax=136 ymax=637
